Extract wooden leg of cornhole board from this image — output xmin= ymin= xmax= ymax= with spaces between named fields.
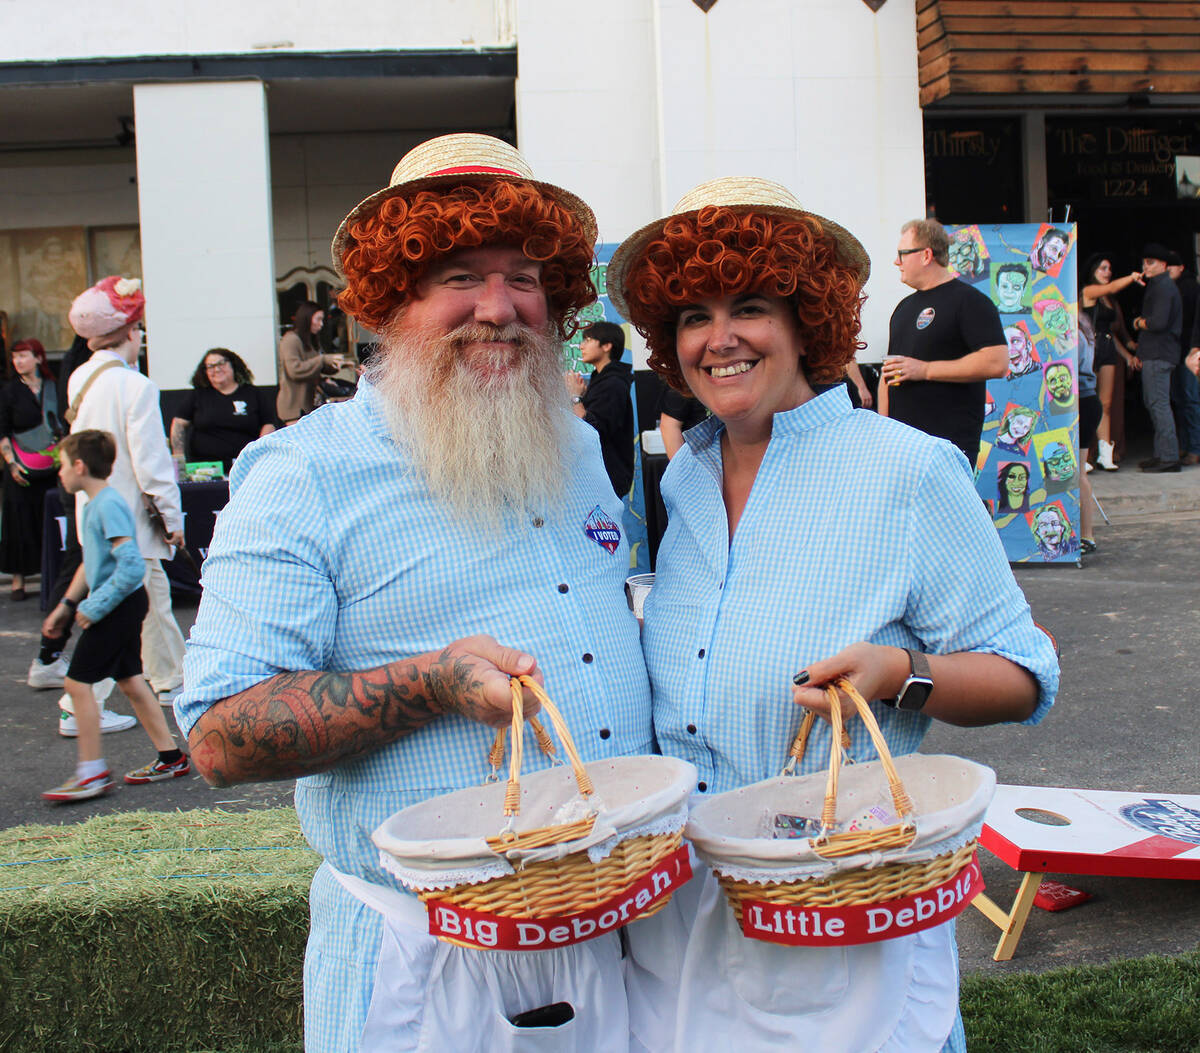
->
xmin=971 ymin=871 xmax=1044 ymax=961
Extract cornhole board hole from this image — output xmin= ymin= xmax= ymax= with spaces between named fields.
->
xmin=971 ymin=784 xmax=1200 ymax=961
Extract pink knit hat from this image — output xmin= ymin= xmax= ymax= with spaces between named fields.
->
xmin=68 ymin=276 xmax=146 ymax=350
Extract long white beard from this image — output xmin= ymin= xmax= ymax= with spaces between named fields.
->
xmin=368 ymin=317 xmax=573 ymax=524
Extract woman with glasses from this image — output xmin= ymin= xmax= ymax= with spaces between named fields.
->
xmin=170 ymin=349 xmax=275 ymax=475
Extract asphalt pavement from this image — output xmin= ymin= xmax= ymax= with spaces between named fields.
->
xmin=1 ymin=459 xmax=1198 ymax=977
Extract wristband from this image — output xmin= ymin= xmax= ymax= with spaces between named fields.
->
xmin=62 ymin=598 xmax=77 ymax=612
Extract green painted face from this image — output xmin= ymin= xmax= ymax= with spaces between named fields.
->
xmin=1044 ymin=444 xmax=1076 ymax=481
xmin=1004 ymin=466 xmax=1029 ymax=501
xmin=1046 ymin=364 xmax=1073 ymax=403
xmin=1041 ymin=302 xmax=1069 ymax=336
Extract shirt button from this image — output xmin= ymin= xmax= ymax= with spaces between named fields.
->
xmin=697 ymin=781 xmax=708 ymax=792
xmin=532 ymin=517 xmax=545 ymax=528
xmin=557 ymin=583 xmax=569 ymax=593
xmin=582 ymin=653 xmax=594 ymax=664
xmin=686 ymin=723 xmax=697 ymax=734
xmin=599 ymin=728 xmax=611 ymax=740
xmin=697 ymin=648 xmax=706 ymax=659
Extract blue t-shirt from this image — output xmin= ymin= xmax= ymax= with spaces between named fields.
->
xmin=79 ymin=486 xmax=143 ymax=618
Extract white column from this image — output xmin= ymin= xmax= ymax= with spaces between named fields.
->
xmin=516 ymin=0 xmax=926 ymax=362
xmin=133 ymin=81 xmax=277 ymax=390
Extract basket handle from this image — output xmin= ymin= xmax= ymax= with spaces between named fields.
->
xmin=821 ymin=677 xmax=914 ymax=826
xmin=501 ymin=675 xmax=595 ymax=819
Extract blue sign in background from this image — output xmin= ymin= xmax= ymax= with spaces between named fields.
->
xmin=951 ymin=223 xmax=1082 ymax=564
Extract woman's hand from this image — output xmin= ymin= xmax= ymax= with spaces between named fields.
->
xmin=1126 ymin=353 xmax=1142 ymax=373
xmin=74 ymin=610 xmax=93 ymax=630
xmin=7 ymin=460 xmax=29 ymax=487
xmin=791 ymin=642 xmax=908 ymax=721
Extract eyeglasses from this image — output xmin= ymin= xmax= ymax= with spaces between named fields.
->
xmin=895 ymin=247 xmax=926 ymax=260
xmin=205 ymin=360 xmax=231 ymax=372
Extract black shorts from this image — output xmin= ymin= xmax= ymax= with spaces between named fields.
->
xmin=67 ymin=587 xmax=149 ymax=685
xmin=1094 ymin=333 xmax=1120 ymax=370
xmin=1079 ymin=394 xmax=1102 ymax=449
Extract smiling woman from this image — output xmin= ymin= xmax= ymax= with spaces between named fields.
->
xmin=607 ymin=176 xmax=1060 ymax=1053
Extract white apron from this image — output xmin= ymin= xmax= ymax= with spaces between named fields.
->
xmin=330 ymin=867 xmax=631 ymax=1053
xmin=623 ymin=865 xmax=958 ymax=1053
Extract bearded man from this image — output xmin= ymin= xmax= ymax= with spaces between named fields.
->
xmin=176 ymin=134 xmax=652 ymax=1052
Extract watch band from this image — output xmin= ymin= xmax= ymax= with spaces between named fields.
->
xmin=906 ymin=648 xmax=931 ymax=681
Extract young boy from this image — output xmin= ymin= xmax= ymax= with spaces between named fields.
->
xmin=41 ymin=430 xmax=189 ymax=802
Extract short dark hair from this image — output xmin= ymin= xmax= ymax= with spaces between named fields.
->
xmin=59 ymin=429 xmax=117 ymax=479
xmin=996 ymin=262 xmax=1029 ymax=284
xmin=582 ymin=321 xmax=624 ymax=360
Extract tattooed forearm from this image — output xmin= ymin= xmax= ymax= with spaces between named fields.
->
xmin=188 ymin=644 xmax=498 ymax=787
xmin=169 ymin=418 xmax=189 ymax=458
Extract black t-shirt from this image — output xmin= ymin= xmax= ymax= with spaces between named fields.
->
xmin=177 ymin=384 xmax=274 ymax=471
xmin=887 ymin=279 xmax=1004 ymax=462
xmin=581 ymin=360 xmax=635 ymax=497
xmin=658 ymin=387 xmax=710 ymax=432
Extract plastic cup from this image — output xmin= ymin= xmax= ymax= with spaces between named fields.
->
xmin=624 ymin=573 xmax=655 ymax=624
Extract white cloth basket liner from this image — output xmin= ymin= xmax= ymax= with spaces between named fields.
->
xmin=686 ymin=754 xmax=995 ymax=885
xmin=373 ymin=755 xmax=697 ymax=891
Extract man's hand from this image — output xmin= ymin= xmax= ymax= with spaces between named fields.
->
xmin=1188 ymin=348 xmax=1200 ymax=377
xmin=791 ymin=642 xmax=908 ymax=722
xmin=75 ymin=610 xmax=93 ymax=630
xmin=166 ymin=530 xmax=186 ymax=549
xmin=563 ymin=371 xmax=587 ymax=399
xmin=881 ymin=356 xmax=928 ymax=386
xmin=855 ymin=381 xmax=874 ymax=409
xmin=424 ymin=635 xmax=542 ymax=727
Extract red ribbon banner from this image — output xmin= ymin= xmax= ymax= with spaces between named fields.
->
xmin=741 ymin=853 xmax=984 ymax=947
xmin=426 ymin=844 xmax=692 ymax=951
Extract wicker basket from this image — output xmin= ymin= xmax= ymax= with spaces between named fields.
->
xmin=373 ymin=675 xmax=696 ymax=950
xmin=687 ymin=678 xmax=994 ymax=946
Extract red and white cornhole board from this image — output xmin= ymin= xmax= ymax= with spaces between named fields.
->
xmin=971 ymin=784 xmax=1200 ymax=960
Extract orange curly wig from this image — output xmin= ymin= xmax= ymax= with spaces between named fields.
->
xmin=622 ymin=206 xmax=865 ymax=392
xmin=337 ymin=181 xmax=597 ymax=335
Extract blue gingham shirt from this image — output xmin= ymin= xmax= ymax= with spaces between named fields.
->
xmin=643 ymin=386 xmax=1058 ymax=795
xmin=177 ymin=381 xmax=652 ymax=1051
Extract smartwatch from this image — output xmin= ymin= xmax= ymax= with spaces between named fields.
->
xmin=886 ymin=648 xmax=933 ymax=712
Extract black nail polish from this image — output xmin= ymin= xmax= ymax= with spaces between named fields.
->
xmin=792 ymin=670 xmax=810 ymax=686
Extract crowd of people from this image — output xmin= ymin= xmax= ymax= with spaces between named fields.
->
xmin=4 ymin=127 xmax=1199 ymax=1051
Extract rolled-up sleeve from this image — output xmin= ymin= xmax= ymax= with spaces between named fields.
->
xmin=176 ymin=437 xmax=338 ymax=735
xmin=904 ymin=442 xmax=1060 ymax=724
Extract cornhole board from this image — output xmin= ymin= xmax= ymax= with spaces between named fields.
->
xmin=971 ymin=784 xmax=1200 ymax=960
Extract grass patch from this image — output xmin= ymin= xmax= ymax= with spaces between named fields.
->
xmin=0 ymin=808 xmax=317 ymax=1053
xmin=962 ymin=951 xmax=1200 ymax=1052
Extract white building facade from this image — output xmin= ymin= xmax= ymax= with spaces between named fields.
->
xmin=0 ymin=0 xmax=924 ymax=390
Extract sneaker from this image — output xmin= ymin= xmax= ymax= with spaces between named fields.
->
xmin=28 ymin=656 xmax=69 ymax=690
xmin=156 ymin=686 xmax=182 ymax=707
xmin=124 ymin=754 xmax=191 ymax=784
xmin=58 ymin=679 xmax=116 ymax=715
xmin=42 ymin=770 xmax=114 ymax=803
xmin=59 ymin=707 xmax=138 ymax=738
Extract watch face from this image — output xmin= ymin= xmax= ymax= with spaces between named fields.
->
xmin=897 ymin=676 xmax=934 ymax=712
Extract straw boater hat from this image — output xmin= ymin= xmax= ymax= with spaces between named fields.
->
xmin=67 ymin=276 xmax=145 ymax=350
xmin=606 ymin=177 xmax=871 ymax=320
xmin=331 ymin=133 xmax=598 ymax=277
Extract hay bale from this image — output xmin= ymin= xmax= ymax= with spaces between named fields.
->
xmin=0 ymin=808 xmax=316 ymax=1053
